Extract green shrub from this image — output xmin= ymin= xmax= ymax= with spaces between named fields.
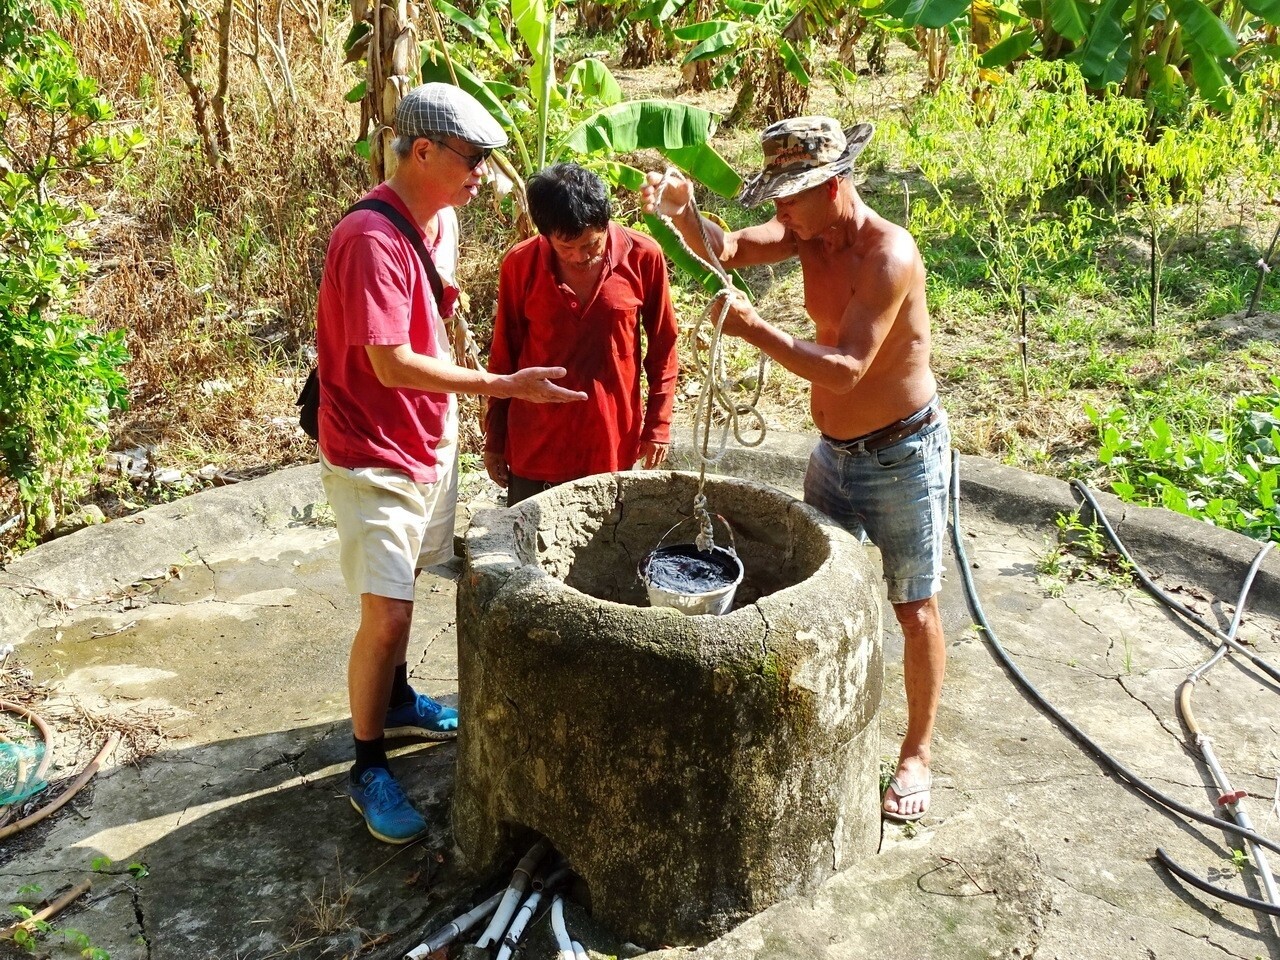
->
xmin=1088 ymin=379 xmax=1280 ymax=543
xmin=0 ymin=0 xmax=141 ymax=538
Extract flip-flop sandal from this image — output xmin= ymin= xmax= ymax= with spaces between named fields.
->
xmin=882 ymin=772 xmax=932 ymax=823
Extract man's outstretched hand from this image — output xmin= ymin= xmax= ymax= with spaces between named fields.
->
xmin=505 ymin=367 xmax=589 ymax=403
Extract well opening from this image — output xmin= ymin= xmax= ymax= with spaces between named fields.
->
xmin=518 ymin=472 xmax=828 ymax=610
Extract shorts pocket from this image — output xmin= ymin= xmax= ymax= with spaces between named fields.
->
xmin=874 ymin=434 xmax=922 ymax=469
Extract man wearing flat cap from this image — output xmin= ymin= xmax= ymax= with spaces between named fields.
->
xmin=316 ymin=83 xmax=586 ymax=844
xmin=642 ymin=117 xmax=950 ymax=824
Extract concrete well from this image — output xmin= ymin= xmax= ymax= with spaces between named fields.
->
xmin=453 ymin=472 xmax=883 ymax=946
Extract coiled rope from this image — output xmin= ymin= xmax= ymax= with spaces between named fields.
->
xmin=651 ymin=170 xmax=769 ymax=550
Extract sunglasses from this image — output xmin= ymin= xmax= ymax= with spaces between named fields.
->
xmin=431 ymin=139 xmax=492 ymax=171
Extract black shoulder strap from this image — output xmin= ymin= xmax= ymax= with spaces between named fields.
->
xmin=345 ymin=197 xmax=447 ymax=312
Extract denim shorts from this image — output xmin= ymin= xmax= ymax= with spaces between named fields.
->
xmin=803 ymin=410 xmax=951 ymax=605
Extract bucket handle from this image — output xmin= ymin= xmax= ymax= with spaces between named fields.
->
xmin=652 ymin=512 xmax=737 ymax=556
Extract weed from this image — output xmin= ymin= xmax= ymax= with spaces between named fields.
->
xmin=878 ymin=756 xmax=895 ymax=798
xmin=91 ymin=856 xmax=149 ymax=878
xmin=295 ymin=875 xmax=356 ymax=939
xmin=1036 ymin=511 xmax=1135 ymax=593
xmin=6 ymin=884 xmax=110 ymax=958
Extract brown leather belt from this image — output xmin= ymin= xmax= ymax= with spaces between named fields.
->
xmin=822 ymin=404 xmax=939 ymax=454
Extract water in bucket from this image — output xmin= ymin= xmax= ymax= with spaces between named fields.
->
xmin=640 ymin=542 xmax=744 ymax=616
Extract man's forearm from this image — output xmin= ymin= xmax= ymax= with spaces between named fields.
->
xmin=670 ymin=207 xmax=727 ymax=267
xmin=736 ymin=308 xmax=865 ymax=395
xmin=372 ymin=351 xmax=515 ymax=398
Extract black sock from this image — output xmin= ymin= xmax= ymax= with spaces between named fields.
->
xmin=390 ymin=662 xmax=416 ymax=708
xmin=352 ymin=736 xmax=388 ymax=778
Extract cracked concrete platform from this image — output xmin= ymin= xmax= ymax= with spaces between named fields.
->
xmin=0 ymin=436 xmax=1278 ymax=960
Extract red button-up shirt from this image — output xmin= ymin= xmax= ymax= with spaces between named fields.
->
xmin=485 ymin=223 xmax=679 ymax=483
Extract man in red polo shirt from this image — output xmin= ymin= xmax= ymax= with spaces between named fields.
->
xmin=317 ymin=85 xmax=586 ymax=845
xmin=484 ymin=163 xmax=680 ymax=503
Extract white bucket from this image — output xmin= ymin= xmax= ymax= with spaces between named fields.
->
xmin=640 ymin=543 xmax=744 ymax=616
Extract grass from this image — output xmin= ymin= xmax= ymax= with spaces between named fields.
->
xmin=2 ymin=6 xmax=1279 ymax=556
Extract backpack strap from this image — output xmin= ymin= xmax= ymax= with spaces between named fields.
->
xmin=345 ymin=197 xmax=447 ymax=312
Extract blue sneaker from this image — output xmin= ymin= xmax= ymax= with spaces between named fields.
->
xmin=385 ymin=693 xmax=459 ymax=741
xmin=348 ymin=768 xmax=428 ymax=844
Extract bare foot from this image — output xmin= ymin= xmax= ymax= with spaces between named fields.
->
xmin=883 ymin=756 xmax=932 ymax=822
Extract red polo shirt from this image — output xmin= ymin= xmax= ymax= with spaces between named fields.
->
xmin=315 ymin=183 xmax=455 ymax=483
xmin=485 ymin=223 xmax=679 ymax=482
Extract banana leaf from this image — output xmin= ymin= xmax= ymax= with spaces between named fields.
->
xmin=1046 ymin=0 xmax=1087 ymax=42
xmin=1072 ymin=0 xmax=1130 ymax=87
xmin=673 ymin=19 xmax=739 ymax=41
xmin=591 ymin=159 xmax=648 ymax=191
xmin=712 ymin=58 xmax=744 ymax=88
xmin=644 ymin=214 xmax=752 ymax=299
xmin=882 ymin=0 xmax=969 ymax=29
xmin=564 ymin=58 xmax=623 ymax=105
xmin=633 ymin=0 xmax=685 ymax=19
xmin=980 ymin=28 xmax=1038 ymax=66
xmin=684 ymin=24 xmax=744 ymax=63
xmin=433 ymin=0 xmax=499 ymax=51
xmin=512 ymin=0 xmax=553 ymax=165
xmin=557 ymin=99 xmax=739 ymax=189
xmin=662 ymin=145 xmax=743 ymax=197
xmin=777 ymin=37 xmax=811 ymax=85
xmin=342 ymin=20 xmax=370 ymax=55
xmin=1168 ymin=0 xmax=1237 ymax=58
xmin=1169 ymin=0 xmax=1237 ymax=106
xmin=1239 ymin=0 xmax=1280 ymax=21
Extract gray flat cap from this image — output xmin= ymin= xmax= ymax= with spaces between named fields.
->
xmin=395 ymin=83 xmax=508 ymax=149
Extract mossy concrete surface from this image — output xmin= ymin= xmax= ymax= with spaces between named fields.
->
xmin=0 ymin=432 xmax=1276 ymax=959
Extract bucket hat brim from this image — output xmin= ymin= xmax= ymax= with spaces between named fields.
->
xmin=738 ymin=122 xmax=874 ymax=208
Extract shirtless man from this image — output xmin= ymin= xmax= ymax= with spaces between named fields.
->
xmin=642 ymin=118 xmax=950 ymax=822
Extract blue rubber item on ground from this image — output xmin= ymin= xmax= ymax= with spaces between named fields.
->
xmin=0 ymin=742 xmax=47 ymax=806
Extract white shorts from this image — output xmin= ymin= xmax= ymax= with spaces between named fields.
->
xmin=320 ymin=453 xmax=458 ymax=601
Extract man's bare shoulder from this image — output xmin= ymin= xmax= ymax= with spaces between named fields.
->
xmin=854 ymin=214 xmax=920 ymax=276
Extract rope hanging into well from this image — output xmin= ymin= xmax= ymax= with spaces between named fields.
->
xmin=651 ymin=170 xmax=769 ymax=551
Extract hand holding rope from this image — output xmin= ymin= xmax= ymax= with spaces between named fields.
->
xmin=645 ymin=169 xmax=770 ymax=549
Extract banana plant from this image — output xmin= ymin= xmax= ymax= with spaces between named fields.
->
xmin=674 ymin=0 xmax=819 ymax=123
xmin=419 ymin=0 xmax=743 ymax=289
xmin=916 ymin=0 xmax=1280 ymax=110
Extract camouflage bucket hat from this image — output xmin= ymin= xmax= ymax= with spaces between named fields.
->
xmin=738 ymin=118 xmax=874 ymax=208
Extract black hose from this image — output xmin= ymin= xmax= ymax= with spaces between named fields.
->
xmin=1070 ymin=479 xmax=1280 ymax=686
xmin=949 ymin=452 xmax=1280 ymax=860
xmin=1155 ymin=848 xmax=1280 ymax=916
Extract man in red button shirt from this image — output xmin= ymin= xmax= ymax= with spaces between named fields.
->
xmin=484 ymin=163 xmax=680 ymax=504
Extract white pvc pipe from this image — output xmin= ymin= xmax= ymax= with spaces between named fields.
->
xmin=551 ymin=895 xmax=576 ymax=960
xmin=405 ymin=891 xmax=503 ymax=960
xmin=572 ymin=939 xmax=589 ymax=960
xmin=494 ymin=890 xmax=542 ymax=960
xmin=476 ymin=838 xmax=552 ymax=948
